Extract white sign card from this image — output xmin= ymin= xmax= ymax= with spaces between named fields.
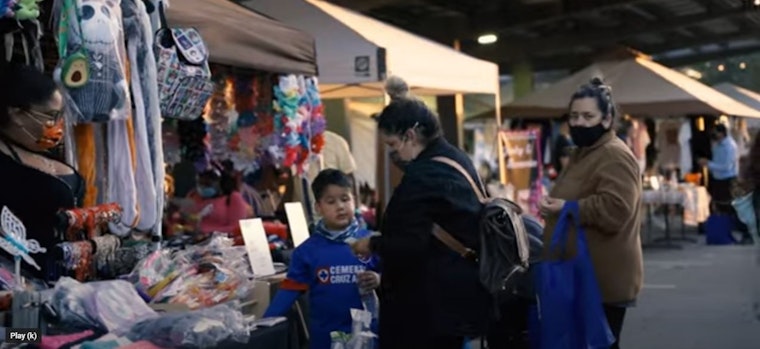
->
xmin=285 ymin=202 xmax=311 ymax=248
xmin=239 ymin=218 xmax=276 ymax=277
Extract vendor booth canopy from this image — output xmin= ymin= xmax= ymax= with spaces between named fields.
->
xmin=239 ymin=0 xmax=499 ymax=98
xmin=166 ymin=0 xmax=317 ymax=75
xmin=713 ymin=82 xmax=760 ymax=112
xmin=502 ymin=53 xmax=760 ymax=119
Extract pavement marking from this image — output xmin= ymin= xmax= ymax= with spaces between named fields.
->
xmin=643 ymin=284 xmax=677 ymax=290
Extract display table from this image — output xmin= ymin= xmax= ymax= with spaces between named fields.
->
xmin=641 ymin=185 xmax=709 ymax=249
xmin=222 ymin=320 xmax=297 ymax=349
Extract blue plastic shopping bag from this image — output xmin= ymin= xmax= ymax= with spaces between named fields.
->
xmin=536 ymin=201 xmax=615 ymax=349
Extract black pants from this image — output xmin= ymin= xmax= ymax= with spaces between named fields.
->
xmin=486 ymin=299 xmax=530 ymax=349
xmin=603 ymin=305 xmax=627 ymax=349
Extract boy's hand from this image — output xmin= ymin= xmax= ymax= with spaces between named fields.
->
xmin=357 ymin=271 xmax=380 ymax=291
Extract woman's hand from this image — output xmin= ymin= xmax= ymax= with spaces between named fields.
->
xmin=357 ymin=271 xmax=380 ymax=291
xmin=539 ymin=197 xmax=565 ymax=217
xmin=350 ymin=237 xmax=372 ymax=258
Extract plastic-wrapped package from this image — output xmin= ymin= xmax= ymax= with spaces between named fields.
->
xmin=127 ymin=302 xmax=249 ymax=348
xmin=52 ymin=277 xmax=158 ymax=334
xmin=127 ymin=237 xmax=253 ymax=309
xmin=331 ymin=309 xmax=376 ymax=349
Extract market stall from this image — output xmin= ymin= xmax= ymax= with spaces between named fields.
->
xmin=241 ymin=0 xmax=504 ymax=211
xmin=0 ymin=0 xmax=325 ymax=347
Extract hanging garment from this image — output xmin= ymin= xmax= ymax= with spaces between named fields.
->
xmin=54 ymin=0 xmax=131 ymax=123
xmin=678 ymin=119 xmax=693 ymax=179
xmin=0 ymin=18 xmax=44 ymax=70
xmin=656 ymin=120 xmax=681 ymax=169
xmin=107 ymin=119 xmax=139 ymax=236
xmin=123 ymin=0 xmax=160 ymax=233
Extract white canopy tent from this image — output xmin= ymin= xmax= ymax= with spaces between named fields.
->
xmin=239 ymin=0 xmax=500 ymax=99
xmin=503 ymin=55 xmax=760 ymax=119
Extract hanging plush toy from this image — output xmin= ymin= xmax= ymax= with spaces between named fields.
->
xmin=0 ymin=0 xmax=16 ymax=18
xmin=55 ymin=0 xmax=131 ymax=123
xmin=13 ymin=0 xmax=41 ymax=20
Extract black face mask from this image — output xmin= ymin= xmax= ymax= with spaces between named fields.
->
xmin=390 ymin=151 xmax=410 ymax=171
xmin=569 ymin=124 xmax=608 ymax=148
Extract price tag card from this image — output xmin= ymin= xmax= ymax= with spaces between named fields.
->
xmin=239 ymin=218 xmax=276 ymax=277
xmin=285 ymin=202 xmax=311 ymax=248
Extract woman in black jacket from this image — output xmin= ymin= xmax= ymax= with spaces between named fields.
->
xmin=352 ymin=77 xmax=491 ymax=349
xmin=0 ymin=64 xmax=85 ymax=280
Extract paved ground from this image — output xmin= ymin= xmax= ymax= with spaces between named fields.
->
xmin=625 ymin=233 xmax=760 ymax=349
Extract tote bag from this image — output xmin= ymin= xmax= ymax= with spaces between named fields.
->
xmin=536 ymin=201 xmax=614 ymax=349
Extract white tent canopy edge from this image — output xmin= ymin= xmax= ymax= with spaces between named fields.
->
xmin=240 ymin=0 xmax=500 ymax=99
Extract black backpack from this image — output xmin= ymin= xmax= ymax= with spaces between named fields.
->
xmin=430 ymin=157 xmax=532 ymax=302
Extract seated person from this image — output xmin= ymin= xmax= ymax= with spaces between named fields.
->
xmin=264 ymin=169 xmax=381 ymax=349
xmin=176 ymin=161 xmax=250 ymax=236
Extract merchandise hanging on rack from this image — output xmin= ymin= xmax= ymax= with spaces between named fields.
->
xmin=0 ymin=0 xmax=44 ymax=70
xmin=54 ymin=0 xmax=131 ymax=123
xmin=123 ymin=0 xmax=164 ymax=234
xmin=204 ymin=74 xmax=235 ymax=164
xmin=271 ymin=74 xmax=325 ymax=175
xmin=196 ymin=69 xmax=325 ymax=176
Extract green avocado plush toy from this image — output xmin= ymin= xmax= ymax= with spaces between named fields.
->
xmin=14 ymin=0 xmax=41 ymax=21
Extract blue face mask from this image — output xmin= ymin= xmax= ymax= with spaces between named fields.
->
xmin=197 ymin=186 xmax=218 ymax=198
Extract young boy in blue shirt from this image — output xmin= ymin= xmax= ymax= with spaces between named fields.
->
xmin=264 ymin=169 xmax=380 ymax=349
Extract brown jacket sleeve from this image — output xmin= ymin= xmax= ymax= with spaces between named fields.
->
xmin=578 ymin=148 xmax=641 ymax=235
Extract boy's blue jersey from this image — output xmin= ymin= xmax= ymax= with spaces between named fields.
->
xmin=265 ymin=229 xmax=380 ymax=349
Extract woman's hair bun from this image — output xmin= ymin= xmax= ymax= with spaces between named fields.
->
xmin=589 ymin=77 xmax=605 ymax=87
xmin=384 ymin=76 xmax=409 ymax=100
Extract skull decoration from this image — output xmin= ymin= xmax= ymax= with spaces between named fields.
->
xmin=79 ymin=0 xmax=120 ymax=51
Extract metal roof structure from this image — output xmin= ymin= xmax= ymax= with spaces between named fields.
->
xmin=327 ymin=0 xmax=760 ymax=71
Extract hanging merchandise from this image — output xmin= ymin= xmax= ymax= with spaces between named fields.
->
xmin=304 ymin=76 xmax=326 ymax=161
xmin=0 ymin=1 xmax=15 ymax=18
xmin=228 ymin=74 xmax=261 ymax=174
xmin=227 ymin=72 xmax=275 ymax=175
xmin=204 ymin=75 xmax=235 ymax=163
xmin=54 ymin=0 xmax=131 ymax=123
xmin=272 ymin=75 xmax=304 ymax=171
xmin=0 ymin=0 xmax=43 ymax=70
xmin=123 ymin=0 xmax=162 ymax=234
xmin=154 ymin=2 xmax=213 ymax=121
xmin=13 ymin=0 xmax=41 ymax=21
xmin=271 ymin=75 xmax=326 ymax=174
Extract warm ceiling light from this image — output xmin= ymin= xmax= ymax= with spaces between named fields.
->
xmin=755 ymin=0 xmax=760 ymax=6
xmin=740 ymin=62 xmax=747 ymax=69
xmin=717 ymin=64 xmax=725 ymax=72
xmin=477 ymin=34 xmax=498 ymax=45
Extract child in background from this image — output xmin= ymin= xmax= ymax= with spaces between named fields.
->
xmin=264 ymin=169 xmax=381 ymax=349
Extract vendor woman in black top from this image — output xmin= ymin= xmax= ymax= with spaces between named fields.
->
xmin=0 ymin=64 xmax=84 ymax=280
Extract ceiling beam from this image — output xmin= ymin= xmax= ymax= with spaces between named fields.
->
xmin=640 ymin=31 xmax=760 ymax=55
xmin=466 ymin=5 xmax=751 ymax=59
xmin=655 ymin=44 xmax=760 ymax=68
xmin=474 ymin=0 xmax=648 ymax=33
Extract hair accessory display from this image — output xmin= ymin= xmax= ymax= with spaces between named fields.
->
xmin=272 ymin=75 xmax=325 ymax=174
xmin=0 ymin=206 xmax=46 ymax=279
xmin=203 ymin=75 xmax=234 ymax=163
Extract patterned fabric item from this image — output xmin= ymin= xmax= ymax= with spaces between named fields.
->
xmin=154 ymin=3 xmax=213 ymax=120
xmin=55 ymin=0 xmax=131 ymax=123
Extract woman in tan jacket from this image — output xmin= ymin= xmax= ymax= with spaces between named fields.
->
xmin=539 ymin=78 xmax=643 ymax=349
